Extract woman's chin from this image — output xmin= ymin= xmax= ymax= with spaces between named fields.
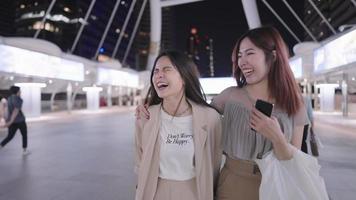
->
xmin=246 ymin=78 xmax=262 ymax=85
xmin=156 ymin=92 xmax=167 ymax=99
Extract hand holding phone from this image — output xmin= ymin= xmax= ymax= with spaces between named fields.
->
xmin=251 ymin=99 xmax=274 ymax=131
xmin=255 ymin=99 xmax=273 ymax=117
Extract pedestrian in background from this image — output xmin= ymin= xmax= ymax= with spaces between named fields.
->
xmin=0 ymin=86 xmax=29 ymax=155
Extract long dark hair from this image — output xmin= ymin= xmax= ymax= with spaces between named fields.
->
xmin=232 ymin=26 xmax=301 ymax=116
xmin=145 ymin=50 xmax=211 ymax=108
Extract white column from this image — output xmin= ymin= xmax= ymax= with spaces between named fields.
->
xmin=342 ymin=75 xmax=348 ymax=117
xmin=241 ymin=0 xmax=261 ymax=29
xmin=83 ymin=87 xmax=103 ymax=111
xmin=67 ymin=83 xmax=73 ymax=112
xmin=317 ymin=84 xmax=338 ymax=112
xmin=50 ymin=92 xmax=56 ymax=111
xmin=132 ymin=88 xmax=137 ymax=106
xmin=15 ymin=83 xmax=46 ymax=118
xmin=118 ymin=86 xmax=123 ymax=106
xmin=147 ymin=0 xmax=161 ymax=70
xmin=127 ymin=87 xmax=132 ymax=106
xmin=107 ymin=85 xmax=112 ymax=107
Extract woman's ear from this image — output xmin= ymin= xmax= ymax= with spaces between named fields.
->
xmin=272 ymin=50 xmax=277 ymax=62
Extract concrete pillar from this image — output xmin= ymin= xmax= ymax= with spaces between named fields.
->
xmin=83 ymin=87 xmax=103 ymax=111
xmin=118 ymin=86 xmax=123 ymax=106
xmin=317 ymin=84 xmax=338 ymax=112
xmin=132 ymin=88 xmax=137 ymax=105
xmin=241 ymin=0 xmax=261 ymax=29
xmin=147 ymin=0 xmax=161 ymax=70
xmin=107 ymin=85 xmax=112 ymax=107
xmin=15 ymin=83 xmax=46 ymax=118
xmin=67 ymin=83 xmax=73 ymax=112
xmin=127 ymin=88 xmax=132 ymax=106
xmin=50 ymin=92 xmax=57 ymax=111
xmin=342 ymin=74 xmax=349 ymax=117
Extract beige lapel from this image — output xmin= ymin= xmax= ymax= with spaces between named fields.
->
xmin=141 ymin=104 xmax=161 ymax=162
xmin=190 ymin=100 xmax=208 ymax=176
xmin=138 ymin=104 xmax=161 ymax=200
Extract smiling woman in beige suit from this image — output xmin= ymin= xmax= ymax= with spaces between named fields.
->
xmin=134 ymin=51 xmax=222 ymax=200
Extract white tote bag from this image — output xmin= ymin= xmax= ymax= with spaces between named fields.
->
xmin=255 ymin=146 xmax=329 ymax=200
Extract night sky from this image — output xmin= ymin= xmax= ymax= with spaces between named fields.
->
xmin=170 ymin=0 xmax=305 ymax=77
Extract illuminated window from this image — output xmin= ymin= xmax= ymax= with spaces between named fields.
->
xmin=33 ymin=21 xmax=44 ymax=30
xmin=33 ymin=21 xmax=55 ymax=32
xmin=45 ymin=23 xmax=51 ymax=31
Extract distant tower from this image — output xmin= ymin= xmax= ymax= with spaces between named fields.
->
xmin=208 ymin=38 xmax=214 ymax=77
xmin=187 ymin=27 xmax=200 ymax=63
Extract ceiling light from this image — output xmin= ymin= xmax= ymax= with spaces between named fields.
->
xmin=64 ymin=7 xmax=71 ymax=12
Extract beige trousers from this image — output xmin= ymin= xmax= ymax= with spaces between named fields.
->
xmin=216 ymin=157 xmax=262 ymax=200
xmin=153 ymin=178 xmax=198 ymax=200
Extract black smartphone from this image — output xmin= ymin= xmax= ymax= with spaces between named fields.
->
xmin=251 ymin=99 xmax=274 ymax=131
xmin=255 ymin=99 xmax=273 ymax=117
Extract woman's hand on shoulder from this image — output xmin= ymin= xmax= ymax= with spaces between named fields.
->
xmin=135 ymin=104 xmax=150 ymax=120
xmin=211 ymin=86 xmax=236 ymax=114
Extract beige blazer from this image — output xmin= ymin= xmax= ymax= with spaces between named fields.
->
xmin=134 ymin=100 xmax=222 ymax=200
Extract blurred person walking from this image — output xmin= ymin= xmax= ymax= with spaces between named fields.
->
xmin=0 ymin=86 xmax=29 ymax=155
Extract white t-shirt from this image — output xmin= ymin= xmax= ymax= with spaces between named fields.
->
xmin=158 ymin=108 xmax=195 ymax=181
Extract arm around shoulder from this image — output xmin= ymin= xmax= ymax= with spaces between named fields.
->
xmin=211 ymin=86 xmax=235 ymax=114
xmin=134 ymin=118 xmax=145 ymax=174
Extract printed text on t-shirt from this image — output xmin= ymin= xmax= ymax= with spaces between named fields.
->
xmin=165 ymin=133 xmax=193 ymax=146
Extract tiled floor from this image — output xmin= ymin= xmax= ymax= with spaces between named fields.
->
xmin=0 ymin=108 xmax=355 ymax=200
xmin=315 ymin=112 xmax=356 ymax=200
xmin=0 ymin=108 xmax=136 ymax=200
